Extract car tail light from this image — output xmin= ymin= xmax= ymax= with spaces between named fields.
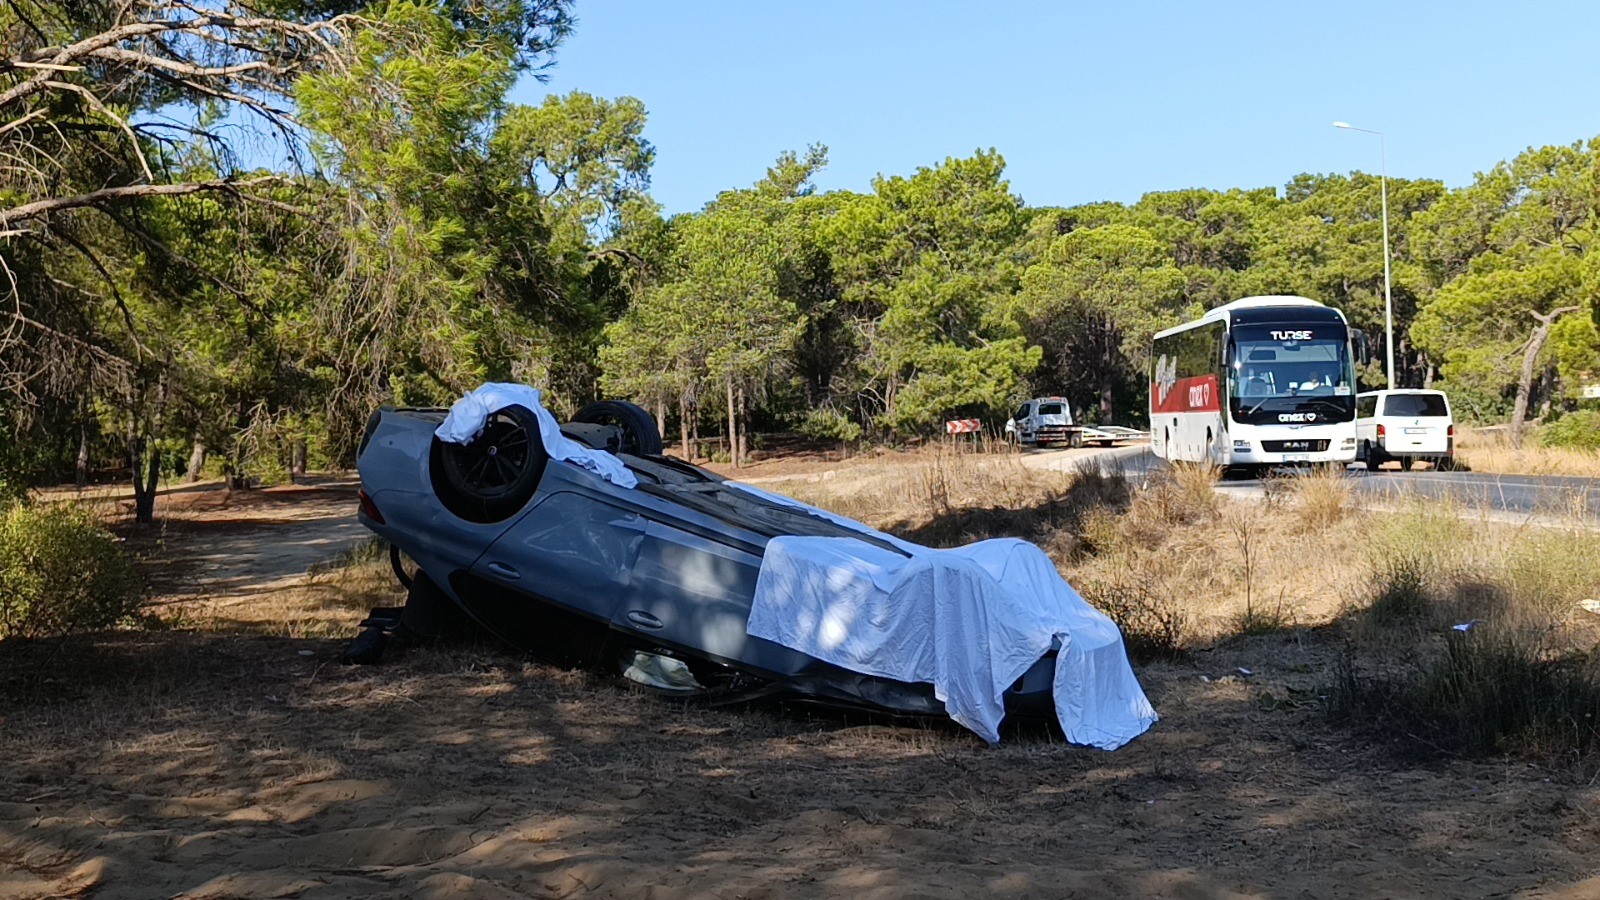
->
xmin=358 ymin=489 xmax=385 ymax=524
xmin=1448 ymin=424 xmax=1455 ymax=437
xmin=1376 ymin=424 xmax=1386 ymax=443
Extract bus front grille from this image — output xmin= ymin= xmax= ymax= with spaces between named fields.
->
xmin=1262 ymin=439 xmax=1329 ymax=453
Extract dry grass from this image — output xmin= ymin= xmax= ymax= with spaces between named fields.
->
xmin=153 ymin=539 xmax=403 ymax=640
xmin=1289 ymin=466 xmax=1352 ymax=530
xmin=1456 ymin=425 xmax=1600 ymax=477
xmin=780 ymin=442 xmax=1080 ymax=535
xmin=1331 ymin=495 xmax=1600 ymax=760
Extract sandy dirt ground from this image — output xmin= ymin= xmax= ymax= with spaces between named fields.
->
xmin=4 ymin=477 xmax=1600 ymax=898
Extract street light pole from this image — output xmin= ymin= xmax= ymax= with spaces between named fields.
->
xmin=1333 ymin=121 xmax=1395 ymax=389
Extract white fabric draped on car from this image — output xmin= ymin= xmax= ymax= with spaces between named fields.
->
xmin=735 ymin=483 xmax=1158 ymax=749
xmin=434 ymin=383 xmax=637 ymax=489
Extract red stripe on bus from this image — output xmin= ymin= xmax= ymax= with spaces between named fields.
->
xmin=1150 ymin=374 xmax=1221 ymax=414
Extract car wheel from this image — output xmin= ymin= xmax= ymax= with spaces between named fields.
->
xmin=1364 ymin=441 xmax=1382 ymax=471
xmin=1436 ymin=455 xmax=1456 ymax=472
xmin=1400 ymin=457 xmax=1413 ymax=472
xmin=1069 ymin=431 xmax=1083 ymax=449
xmin=572 ymin=400 xmax=665 ymax=456
xmin=430 ymin=403 xmax=550 ymax=523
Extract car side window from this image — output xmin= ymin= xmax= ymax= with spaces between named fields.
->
xmin=1357 ymin=395 xmax=1377 ymax=418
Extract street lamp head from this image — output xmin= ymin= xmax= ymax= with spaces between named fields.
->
xmin=1332 ymin=121 xmax=1351 ymax=129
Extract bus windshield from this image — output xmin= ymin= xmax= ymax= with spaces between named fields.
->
xmin=1227 ymin=325 xmax=1355 ymax=424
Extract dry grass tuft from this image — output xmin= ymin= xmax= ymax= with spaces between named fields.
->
xmin=1289 ymin=466 xmax=1353 ymax=531
xmin=1455 ymin=426 xmax=1600 ymax=478
xmin=1077 ymin=566 xmax=1187 ymax=660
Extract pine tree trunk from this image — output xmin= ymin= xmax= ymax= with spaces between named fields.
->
xmin=737 ymin=384 xmax=747 ymax=464
xmin=187 ymin=440 xmax=206 ymax=482
xmin=131 ymin=371 xmax=167 ymax=524
xmin=679 ymin=393 xmax=691 ymax=459
xmin=726 ymin=378 xmax=739 ymax=468
xmin=1511 ymin=307 xmax=1580 ymax=449
xmin=75 ymin=423 xmax=88 ymax=489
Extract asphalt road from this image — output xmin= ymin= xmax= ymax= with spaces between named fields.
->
xmin=1033 ymin=445 xmax=1600 ymax=520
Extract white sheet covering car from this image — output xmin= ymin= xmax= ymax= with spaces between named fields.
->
xmin=1356 ymin=389 xmax=1454 ymax=471
xmin=735 ymin=484 xmax=1158 ymax=748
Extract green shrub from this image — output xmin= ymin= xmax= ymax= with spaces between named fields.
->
xmin=1367 ymin=556 xmax=1430 ymax=625
xmin=1078 ymin=575 xmax=1186 ymax=660
xmin=796 ymin=407 xmax=863 ymax=443
xmin=1541 ymin=410 xmax=1600 ymax=452
xmin=0 ymin=503 xmax=143 ymax=640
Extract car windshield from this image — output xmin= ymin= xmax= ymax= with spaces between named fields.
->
xmin=1037 ymin=403 xmax=1064 ymax=415
xmin=1228 ymin=325 xmax=1355 ymax=422
xmin=1383 ymin=394 xmax=1448 ymax=417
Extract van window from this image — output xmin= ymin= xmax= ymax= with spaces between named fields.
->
xmin=1357 ymin=395 xmax=1377 ymax=418
xmin=1037 ymin=403 xmax=1064 ymax=415
xmin=1382 ymin=394 xmax=1448 ymax=417
xmin=1014 ymin=405 xmax=1030 ymax=421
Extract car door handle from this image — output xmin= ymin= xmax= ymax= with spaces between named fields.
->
xmin=486 ymin=561 xmax=520 ymax=580
xmin=626 ymin=610 xmax=664 ymax=630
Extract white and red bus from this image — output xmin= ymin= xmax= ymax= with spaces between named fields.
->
xmin=1150 ymin=296 xmax=1364 ymax=472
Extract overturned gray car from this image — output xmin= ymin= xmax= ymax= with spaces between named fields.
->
xmin=352 ymin=384 xmax=1156 ymax=747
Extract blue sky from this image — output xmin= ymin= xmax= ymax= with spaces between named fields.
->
xmin=512 ymin=1 xmax=1600 ymax=215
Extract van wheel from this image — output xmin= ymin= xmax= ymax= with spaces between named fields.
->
xmin=1364 ymin=442 xmax=1382 ymax=471
xmin=1400 ymin=457 xmax=1414 ymax=472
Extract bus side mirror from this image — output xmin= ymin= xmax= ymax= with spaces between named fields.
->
xmin=1352 ymin=329 xmax=1372 ymax=365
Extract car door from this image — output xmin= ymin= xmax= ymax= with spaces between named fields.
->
xmin=465 ymin=490 xmax=650 ymax=660
xmin=611 ymin=521 xmax=821 ymax=677
xmin=1355 ymin=394 xmax=1378 ymax=445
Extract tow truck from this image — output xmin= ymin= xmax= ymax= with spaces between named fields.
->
xmin=1006 ymin=397 xmax=1148 ymax=448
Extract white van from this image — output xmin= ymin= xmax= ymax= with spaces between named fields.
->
xmin=1356 ymin=389 xmax=1455 ymax=471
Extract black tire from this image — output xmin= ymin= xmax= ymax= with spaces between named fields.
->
xmin=1436 ymin=455 xmax=1456 ymax=472
xmin=430 ymin=403 xmax=549 ymax=523
xmin=572 ymin=400 xmax=664 ymax=456
xmin=389 ymin=543 xmax=414 ymax=590
xmin=1069 ymin=431 xmax=1084 ymax=449
xmin=1400 ymin=456 xmax=1414 ymax=472
xmin=1364 ymin=441 xmax=1383 ymax=471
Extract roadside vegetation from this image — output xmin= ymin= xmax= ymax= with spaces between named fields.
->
xmin=1455 ymin=424 xmax=1600 ymax=478
xmin=787 ymin=445 xmax=1600 ymax=764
